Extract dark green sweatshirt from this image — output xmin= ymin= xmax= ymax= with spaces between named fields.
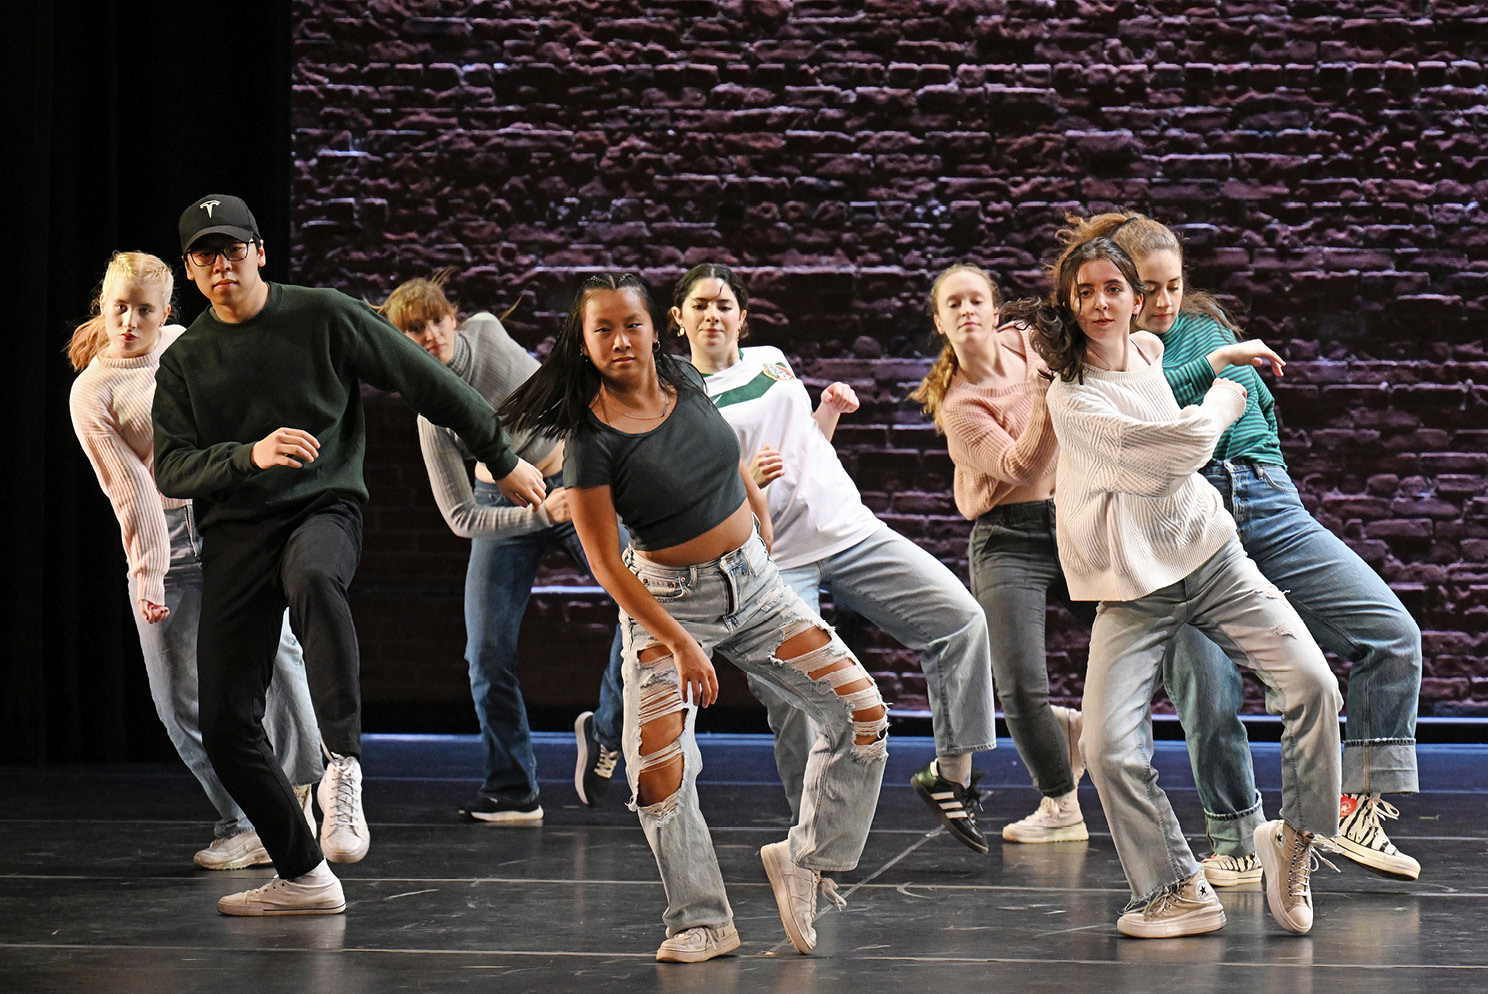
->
xmin=154 ymin=283 xmax=517 ymax=528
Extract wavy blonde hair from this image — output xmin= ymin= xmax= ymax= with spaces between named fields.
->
xmin=909 ymin=263 xmax=1003 ymax=430
xmin=65 ymin=251 xmax=175 ymax=371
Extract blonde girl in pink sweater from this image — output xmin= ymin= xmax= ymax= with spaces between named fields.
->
xmin=67 ymin=251 xmax=322 ymax=870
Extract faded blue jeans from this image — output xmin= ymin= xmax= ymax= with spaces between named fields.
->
xmin=1161 ymin=461 xmax=1422 ymax=855
xmin=132 ymin=504 xmax=322 ymax=839
xmin=466 ymin=478 xmax=625 ymax=801
xmin=747 ymin=523 xmax=996 ymax=820
xmin=968 ymin=501 xmax=1093 ymax=797
xmin=1084 ymin=537 xmax=1342 ymax=903
xmin=621 ymin=529 xmax=889 ymax=934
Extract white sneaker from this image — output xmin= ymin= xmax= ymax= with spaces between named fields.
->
xmin=655 ymin=923 xmax=741 ymax=963
xmin=1052 ymin=705 xmax=1085 ymax=786
xmin=1116 ymin=871 xmax=1227 ymax=938
xmin=318 ymin=752 xmax=369 ymax=863
xmin=194 ymin=831 xmax=272 ymax=870
xmin=1201 ymin=851 xmax=1263 ymax=887
xmin=295 ymin=783 xmax=317 ymax=835
xmin=1002 ymin=790 xmax=1089 ymax=843
xmin=760 ymin=840 xmax=845 ymax=954
xmin=1255 ymin=819 xmax=1337 ymax=934
xmin=217 ymin=873 xmax=346 ymax=916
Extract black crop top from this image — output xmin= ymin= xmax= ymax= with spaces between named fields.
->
xmin=564 ymin=363 xmax=747 ymax=551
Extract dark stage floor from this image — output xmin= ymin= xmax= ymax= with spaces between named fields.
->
xmin=3 ymin=732 xmax=1485 ymax=993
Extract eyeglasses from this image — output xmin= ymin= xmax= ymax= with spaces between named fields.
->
xmin=186 ymin=242 xmax=253 ymax=267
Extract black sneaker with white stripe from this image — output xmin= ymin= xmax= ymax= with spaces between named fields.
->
xmin=911 ymin=762 xmax=988 ymax=853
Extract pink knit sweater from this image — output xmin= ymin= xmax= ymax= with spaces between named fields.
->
xmin=939 ymin=326 xmax=1060 ymax=520
xmin=69 ymin=327 xmax=187 ymax=606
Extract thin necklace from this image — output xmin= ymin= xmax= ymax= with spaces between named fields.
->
xmin=599 ymin=386 xmax=671 ymax=423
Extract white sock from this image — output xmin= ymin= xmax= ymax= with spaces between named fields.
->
xmin=292 ymin=860 xmax=337 ymax=885
xmin=935 ymin=754 xmax=972 ymax=787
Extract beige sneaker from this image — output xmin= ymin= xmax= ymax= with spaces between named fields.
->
xmin=1255 ymin=819 xmax=1337 ymax=934
xmin=1116 ymin=871 xmax=1227 ymax=938
xmin=655 ymin=923 xmax=741 ymax=963
xmin=217 ymin=873 xmax=346 ymax=916
xmin=194 ymin=831 xmax=272 ymax=870
xmin=761 ymin=840 xmax=845 ymax=954
xmin=1002 ymin=789 xmax=1088 ymax=843
xmin=295 ymin=783 xmax=317 ymax=835
xmin=1052 ymin=705 xmax=1085 ymax=786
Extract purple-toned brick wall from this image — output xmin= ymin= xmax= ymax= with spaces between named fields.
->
xmin=290 ymin=1 xmax=1487 ymax=729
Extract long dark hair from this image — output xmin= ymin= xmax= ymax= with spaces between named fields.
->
xmin=1026 ymin=237 xmax=1147 ymax=384
xmin=499 ymin=272 xmax=699 ymax=437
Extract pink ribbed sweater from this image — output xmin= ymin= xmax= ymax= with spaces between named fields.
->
xmin=69 ymin=327 xmax=187 ymax=606
xmin=939 ymin=326 xmax=1060 ymax=521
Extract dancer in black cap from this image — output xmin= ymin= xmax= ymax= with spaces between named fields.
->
xmin=154 ymin=194 xmax=546 ymax=915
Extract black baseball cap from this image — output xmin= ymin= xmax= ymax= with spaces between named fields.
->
xmin=179 ymin=194 xmax=260 ymax=253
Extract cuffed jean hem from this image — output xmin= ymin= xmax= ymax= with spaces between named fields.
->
xmin=1204 ymin=791 xmax=1265 ymax=856
xmin=1343 ymin=738 xmax=1420 ymax=795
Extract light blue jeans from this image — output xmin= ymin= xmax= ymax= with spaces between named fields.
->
xmin=745 ymin=525 xmax=995 ymax=819
xmin=1084 ymin=537 xmax=1342 ymax=902
xmin=465 ymin=478 xmax=625 ymax=801
xmin=968 ymin=501 xmax=1093 ymax=797
xmin=621 ymin=529 xmax=889 ymax=934
xmin=1161 ymin=461 xmax=1422 ymax=855
xmin=130 ymin=505 xmax=322 ymax=839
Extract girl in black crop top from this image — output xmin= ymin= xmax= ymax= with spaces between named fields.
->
xmin=502 ymin=273 xmax=888 ymax=963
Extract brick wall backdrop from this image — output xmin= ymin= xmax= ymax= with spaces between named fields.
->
xmin=289 ymin=0 xmax=1487 ymax=732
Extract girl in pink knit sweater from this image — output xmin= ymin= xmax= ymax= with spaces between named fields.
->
xmin=67 ymin=251 xmax=322 ymax=870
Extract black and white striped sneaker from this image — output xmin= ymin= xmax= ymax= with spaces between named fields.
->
xmin=911 ymin=762 xmax=988 ymax=853
xmin=1333 ymin=792 xmax=1420 ymax=880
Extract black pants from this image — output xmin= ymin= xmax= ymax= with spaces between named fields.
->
xmin=198 ymin=494 xmax=363 ymax=879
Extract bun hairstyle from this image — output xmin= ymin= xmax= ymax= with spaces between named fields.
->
xmin=1071 ymin=210 xmax=1244 ymax=337
xmin=66 ymin=251 xmax=175 ymax=371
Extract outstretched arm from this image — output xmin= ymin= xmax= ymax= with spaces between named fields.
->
xmin=812 ymin=381 xmax=859 ymax=441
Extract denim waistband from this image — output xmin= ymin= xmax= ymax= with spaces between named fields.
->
xmin=975 ymin=499 xmax=1054 ymax=528
xmin=625 ymin=528 xmax=767 ymax=584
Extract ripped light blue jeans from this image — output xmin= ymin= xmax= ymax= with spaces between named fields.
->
xmin=1161 ymin=461 xmax=1422 ymax=855
xmin=1084 ymin=537 xmax=1342 ymax=903
xmin=621 ymin=530 xmax=889 ymax=935
xmin=131 ymin=504 xmax=323 ymax=839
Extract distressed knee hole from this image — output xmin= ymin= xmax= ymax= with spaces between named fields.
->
xmin=636 ymin=710 xmax=685 ymax=809
xmin=775 ymin=630 xmax=889 ymax=749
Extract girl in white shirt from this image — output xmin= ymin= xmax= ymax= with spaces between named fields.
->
xmin=1029 ymin=235 xmax=1342 ymax=939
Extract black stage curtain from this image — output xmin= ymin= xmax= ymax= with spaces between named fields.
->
xmin=6 ymin=1 xmax=294 ymax=763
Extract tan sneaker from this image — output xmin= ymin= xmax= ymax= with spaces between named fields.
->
xmin=217 ymin=873 xmax=346 ymax=916
xmin=1116 ymin=871 xmax=1227 ymax=938
xmin=655 ymin=923 xmax=741 ymax=963
xmin=1001 ymin=789 xmax=1089 ymax=843
xmin=1052 ymin=705 xmax=1085 ymax=786
xmin=1255 ymin=819 xmax=1337 ymax=934
xmin=761 ymin=840 xmax=845 ymax=954
xmin=194 ymin=831 xmax=272 ymax=870
xmin=295 ymin=783 xmax=317 ymax=835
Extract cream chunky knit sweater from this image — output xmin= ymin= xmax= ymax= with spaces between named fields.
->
xmin=1046 ymin=353 xmax=1247 ymax=602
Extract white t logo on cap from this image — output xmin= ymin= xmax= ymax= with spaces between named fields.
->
xmin=200 ymin=199 xmax=221 ymax=217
